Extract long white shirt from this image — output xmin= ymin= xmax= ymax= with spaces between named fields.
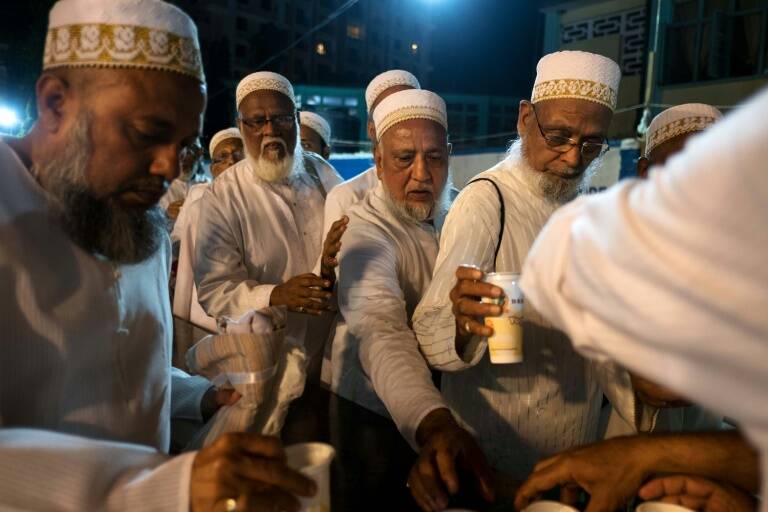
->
xmin=413 ymin=157 xmax=602 ymax=479
xmin=322 ymin=166 xmax=379 ymax=236
xmin=195 ymin=156 xmax=340 ymax=368
xmin=0 ymin=140 xmax=203 ymax=509
xmin=520 ymin=87 xmax=768 ymax=504
xmin=333 ymin=183 xmax=448 ymax=445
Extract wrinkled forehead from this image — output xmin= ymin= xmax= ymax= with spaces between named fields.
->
xmin=213 ymin=138 xmax=243 ymax=155
xmin=381 ymin=118 xmax=448 ymax=148
xmin=534 ymin=97 xmax=613 ymax=134
xmin=238 ymin=89 xmax=295 ymax=116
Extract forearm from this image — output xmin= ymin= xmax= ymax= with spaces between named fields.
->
xmin=628 ymin=430 xmax=760 ymax=492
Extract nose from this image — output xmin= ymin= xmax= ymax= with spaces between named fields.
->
xmin=262 ymin=117 xmax=278 ymax=136
xmin=559 ymin=143 xmax=583 ymax=170
xmin=149 ymin=144 xmax=182 ymax=183
xmin=411 ymin=154 xmax=431 ymax=183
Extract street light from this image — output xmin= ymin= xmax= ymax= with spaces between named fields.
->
xmin=0 ymin=106 xmax=20 ymax=130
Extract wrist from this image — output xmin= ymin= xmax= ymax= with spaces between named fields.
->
xmin=416 ymin=408 xmax=459 ymax=447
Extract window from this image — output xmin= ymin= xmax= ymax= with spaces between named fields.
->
xmin=236 ymin=17 xmax=247 ymax=31
xmin=662 ymin=0 xmax=768 ymax=84
xmin=323 ymin=96 xmax=343 ymax=106
xmin=347 ymin=24 xmax=364 ymax=39
xmin=315 ymin=42 xmax=327 ymax=55
xmin=410 ymin=42 xmax=419 ymax=55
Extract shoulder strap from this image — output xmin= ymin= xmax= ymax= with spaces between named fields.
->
xmin=468 ymin=177 xmax=505 ymax=270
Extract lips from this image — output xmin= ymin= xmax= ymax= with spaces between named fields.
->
xmin=121 ymin=188 xmax=165 ymax=207
xmin=407 ymin=190 xmax=433 ymax=200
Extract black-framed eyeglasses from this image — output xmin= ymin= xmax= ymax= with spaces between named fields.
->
xmin=238 ymin=111 xmax=297 ymax=134
xmin=531 ymin=105 xmax=609 ymax=160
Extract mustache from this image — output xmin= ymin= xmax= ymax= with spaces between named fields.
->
xmin=113 ymin=177 xmax=167 ymax=196
xmin=261 ymin=136 xmax=288 ymax=152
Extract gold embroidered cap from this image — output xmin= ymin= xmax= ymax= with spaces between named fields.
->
xmin=236 ymin=71 xmax=295 ymax=110
xmin=532 ymin=51 xmax=621 ymax=111
xmin=645 ymin=103 xmax=722 ymax=156
xmin=373 ymin=89 xmax=447 ymax=141
xmin=43 ymin=0 xmax=204 ymax=82
xmin=300 ymin=111 xmax=332 ymax=147
xmin=209 ymin=128 xmax=242 ymax=158
xmin=365 ymin=70 xmax=421 ymax=113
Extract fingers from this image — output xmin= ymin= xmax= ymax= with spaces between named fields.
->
xmin=660 ymin=495 xmax=708 ymax=510
xmin=515 ymin=464 xmax=572 ymax=511
xmin=455 ymin=265 xmax=484 ymax=281
xmin=455 ymin=279 xmax=504 ymax=301
xmin=298 ymin=287 xmax=333 ymax=301
xmin=215 ymin=388 xmax=243 ymax=407
xmin=410 ymin=453 xmax=450 ymax=511
xmin=228 ymin=455 xmax=316 ymax=497
xmin=560 ymin=483 xmax=581 ymax=506
xmin=455 ymin=315 xmax=492 ymax=337
xmin=325 ymin=216 xmax=349 ymax=246
xmin=454 ymin=297 xmax=502 ymax=318
xmin=435 ymin=447 xmax=460 ymax=495
xmin=293 ymin=274 xmax=330 ymax=289
xmin=639 ymin=475 xmax=715 ymax=501
xmin=408 ymin=469 xmax=437 ymax=512
xmin=465 ymin=447 xmax=496 ymax=502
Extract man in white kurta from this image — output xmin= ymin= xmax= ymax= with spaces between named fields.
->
xmin=195 ymin=72 xmax=342 ymax=377
xmin=413 ymin=51 xmax=621 ymax=480
xmin=520 ymin=87 xmax=768 ymax=506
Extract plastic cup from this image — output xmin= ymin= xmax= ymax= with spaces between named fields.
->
xmin=522 ymin=500 xmax=579 ymax=512
xmin=285 ymin=442 xmax=335 ymax=512
xmin=636 ymin=502 xmax=695 ymax=512
xmin=482 ymin=272 xmax=524 ymax=364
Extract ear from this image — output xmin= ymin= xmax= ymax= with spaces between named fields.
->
xmin=517 ymin=100 xmax=532 ymax=136
xmin=367 ymin=120 xmax=376 ymax=142
xmin=373 ymin=143 xmax=383 ymax=179
xmin=35 ymin=72 xmax=71 ymax=135
xmin=637 ymin=156 xmax=649 ymax=178
xmin=322 ymin=145 xmax=331 ymax=160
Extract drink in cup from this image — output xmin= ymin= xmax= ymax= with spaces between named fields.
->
xmin=285 ymin=442 xmax=335 ymax=512
xmin=482 ymin=272 xmax=523 ymax=364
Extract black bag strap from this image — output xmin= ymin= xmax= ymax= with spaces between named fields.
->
xmin=468 ymin=177 xmax=504 ymax=269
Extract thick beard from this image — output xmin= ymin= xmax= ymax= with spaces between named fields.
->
xmin=246 ymin=132 xmax=305 ymax=183
xmin=507 ymin=138 xmax=602 ymax=204
xmin=35 ymin=113 xmax=165 ymax=264
xmin=381 ymin=171 xmax=453 ymax=223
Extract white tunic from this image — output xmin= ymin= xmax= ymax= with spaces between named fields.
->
xmin=194 ymin=157 xmax=337 ymax=367
xmin=333 ymin=183 xmax=447 ymax=445
xmin=0 ymin=140 xmax=201 ymax=509
xmin=520 ymin=87 xmax=768 ymax=505
xmin=413 ymin=158 xmax=602 ymax=479
xmin=322 ymin=166 xmax=379 ymax=236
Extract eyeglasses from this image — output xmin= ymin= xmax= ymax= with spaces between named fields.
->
xmin=238 ymin=111 xmax=297 ymax=134
xmin=212 ymin=149 xmax=244 ymax=164
xmin=531 ymin=105 xmax=609 ymax=160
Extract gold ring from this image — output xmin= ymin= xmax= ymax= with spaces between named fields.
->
xmin=225 ymin=498 xmax=238 ymax=512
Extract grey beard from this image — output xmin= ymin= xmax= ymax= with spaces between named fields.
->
xmin=246 ymin=133 xmax=305 ymax=183
xmin=507 ymin=138 xmax=602 ymax=204
xmin=381 ymin=172 xmax=453 ymax=223
xmin=35 ymin=113 xmax=165 ymax=264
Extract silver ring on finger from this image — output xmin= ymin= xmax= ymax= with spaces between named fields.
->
xmin=463 ymin=320 xmax=472 ymax=333
xmin=225 ymin=498 xmax=238 ymax=512
xmin=297 ymin=306 xmax=305 ymax=313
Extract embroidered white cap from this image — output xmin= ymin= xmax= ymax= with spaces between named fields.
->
xmin=236 ymin=71 xmax=295 ymax=110
xmin=373 ymin=89 xmax=447 ymax=141
xmin=645 ymin=103 xmax=722 ymax=156
xmin=209 ymin=128 xmax=242 ymax=158
xmin=365 ymin=70 xmax=421 ymax=113
xmin=531 ymin=51 xmax=621 ymax=111
xmin=300 ymin=111 xmax=332 ymax=147
xmin=44 ymin=0 xmax=204 ymax=81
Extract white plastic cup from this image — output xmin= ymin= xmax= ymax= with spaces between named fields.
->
xmin=285 ymin=442 xmax=335 ymax=512
xmin=522 ymin=500 xmax=579 ymax=512
xmin=482 ymin=272 xmax=524 ymax=364
xmin=636 ymin=502 xmax=695 ymax=512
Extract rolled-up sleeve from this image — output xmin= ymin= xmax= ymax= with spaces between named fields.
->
xmin=339 ymin=224 xmax=445 ymax=446
xmin=194 ymin=189 xmax=276 ymax=319
xmin=413 ymin=182 xmax=498 ymax=371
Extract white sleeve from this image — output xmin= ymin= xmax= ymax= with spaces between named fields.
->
xmin=413 ymin=182 xmax=500 ymax=371
xmin=0 ymin=429 xmax=195 ymax=511
xmin=520 ymin=88 xmax=768 ymax=475
xmin=194 ymin=189 xmax=276 ymax=318
xmin=339 ymin=223 xmax=446 ymax=446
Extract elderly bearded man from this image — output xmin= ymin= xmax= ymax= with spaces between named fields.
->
xmin=300 ymin=111 xmax=333 ymax=161
xmin=0 ymin=1 xmax=316 ymax=510
xmin=330 ymin=89 xmax=493 ymax=511
xmin=195 ymin=72 xmax=343 ymax=379
xmin=413 ymin=51 xmax=621 ymax=493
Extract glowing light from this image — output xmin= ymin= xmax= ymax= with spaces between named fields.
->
xmin=0 ymin=107 xmax=20 ymax=129
xmin=315 ymin=42 xmax=327 ymax=55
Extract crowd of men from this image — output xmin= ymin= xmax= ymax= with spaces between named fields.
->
xmin=0 ymin=0 xmax=765 ymax=511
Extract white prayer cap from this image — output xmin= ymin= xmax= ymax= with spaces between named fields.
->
xmin=43 ymin=0 xmax=204 ymax=82
xmin=531 ymin=50 xmax=621 ymax=111
xmin=209 ymin=128 xmax=242 ymax=158
xmin=236 ymin=71 xmax=295 ymax=110
xmin=365 ymin=70 xmax=421 ymax=113
xmin=300 ymin=111 xmax=332 ymax=147
xmin=646 ymin=103 xmax=723 ymax=156
xmin=373 ymin=89 xmax=447 ymax=141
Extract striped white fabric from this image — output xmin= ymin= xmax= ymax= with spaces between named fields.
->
xmin=520 ymin=87 xmax=768 ymax=507
xmin=413 ymin=156 xmax=603 ymax=479
xmin=332 ymin=183 xmax=448 ymax=445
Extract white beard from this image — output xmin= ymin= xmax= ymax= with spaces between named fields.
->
xmin=506 ymin=138 xmax=602 ymax=204
xmin=246 ymin=133 xmax=305 ymax=183
xmin=381 ymin=170 xmax=453 ymax=223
